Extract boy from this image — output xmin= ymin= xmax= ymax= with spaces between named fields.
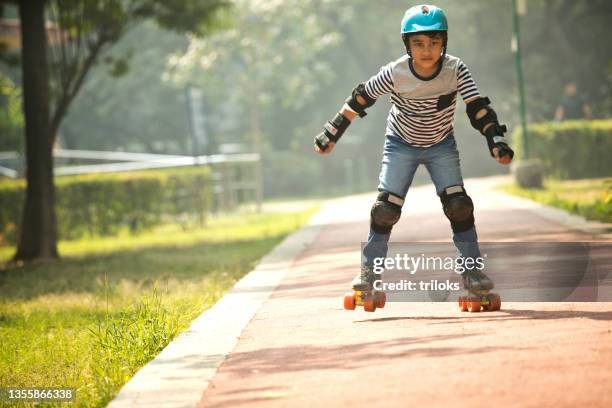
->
xmin=314 ymin=5 xmax=514 ymax=294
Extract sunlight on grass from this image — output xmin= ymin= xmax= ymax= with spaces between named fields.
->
xmin=1 ymin=209 xmax=316 ymax=262
xmin=500 ymin=178 xmax=611 ymax=223
xmin=0 ymin=204 xmax=319 ymax=407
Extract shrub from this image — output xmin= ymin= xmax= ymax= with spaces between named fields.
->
xmin=511 ymin=119 xmax=612 ymax=179
xmin=0 ymin=166 xmax=213 ymax=245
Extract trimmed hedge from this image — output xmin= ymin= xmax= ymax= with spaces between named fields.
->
xmin=511 ymin=119 xmax=612 ymax=180
xmin=0 ymin=166 xmax=213 ymax=245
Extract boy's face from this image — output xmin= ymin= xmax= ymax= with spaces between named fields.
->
xmin=408 ymin=34 xmax=444 ymax=69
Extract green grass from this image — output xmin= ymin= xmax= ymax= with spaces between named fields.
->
xmin=0 ymin=206 xmax=319 ymax=407
xmin=500 ymin=178 xmax=612 ymax=223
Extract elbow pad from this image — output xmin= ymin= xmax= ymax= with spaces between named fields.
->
xmin=466 ymin=96 xmax=509 ymax=153
xmin=466 ymin=97 xmax=514 ymax=158
xmin=466 ymin=97 xmax=507 ymax=137
xmin=345 ymin=83 xmax=376 ymax=117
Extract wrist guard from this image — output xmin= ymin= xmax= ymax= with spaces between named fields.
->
xmin=491 ymin=136 xmax=514 ymax=159
xmin=487 ymin=135 xmax=514 ymax=159
xmin=314 ymin=112 xmax=351 ymax=151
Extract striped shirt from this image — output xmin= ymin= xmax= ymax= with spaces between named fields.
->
xmin=364 ymin=54 xmax=481 ymax=147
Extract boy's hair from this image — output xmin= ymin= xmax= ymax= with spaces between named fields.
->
xmin=402 ymin=30 xmax=447 ymax=48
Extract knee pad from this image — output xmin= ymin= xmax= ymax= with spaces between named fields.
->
xmin=370 ymin=191 xmax=404 ymax=234
xmin=440 ymin=185 xmax=474 ymax=233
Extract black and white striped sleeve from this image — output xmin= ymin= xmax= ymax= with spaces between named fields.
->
xmin=456 ymin=60 xmax=481 ymax=102
xmin=364 ymin=62 xmax=394 ymax=99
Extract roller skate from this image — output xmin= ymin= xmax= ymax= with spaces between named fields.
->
xmin=458 ymin=268 xmax=501 ymax=312
xmin=343 ymin=266 xmax=386 ymax=312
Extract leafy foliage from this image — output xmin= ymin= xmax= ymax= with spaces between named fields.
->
xmin=45 ymin=0 xmax=230 ymax=141
xmin=0 ymin=166 xmax=213 ymax=245
xmin=0 ymin=72 xmax=23 ymax=151
xmin=60 ymin=22 xmax=192 ymax=153
xmin=166 ymin=0 xmax=344 ymax=150
xmin=512 ymin=119 xmax=612 ymax=179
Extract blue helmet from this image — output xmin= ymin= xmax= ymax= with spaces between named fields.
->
xmin=400 ymin=5 xmax=448 ymax=34
xmin=401 ymin=5 xmax=449 ymax=58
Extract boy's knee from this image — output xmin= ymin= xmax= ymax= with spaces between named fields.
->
xmin=439 ymin=185 xmax=474 ymax=233
xmin=370 ymin=191 xmax=404 ymax=234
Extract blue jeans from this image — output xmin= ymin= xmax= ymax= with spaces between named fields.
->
xmin=363 ymin=134 xmax=481 ymax=268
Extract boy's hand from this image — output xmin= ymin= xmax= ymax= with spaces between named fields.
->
xmin=314 ymin=141 xmax=335 ymax=155
xmin=486 ymin=134 xmax=513 ymax=165
xmin=492 ymin=145 xmax=513 ymax=165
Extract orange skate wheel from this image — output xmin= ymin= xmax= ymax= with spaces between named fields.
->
xmin=458 ymin=296 xmax=468 ymax=312
xmin=363 ymin=298 xmax=376 ymax=312
xmin=375 ymin=291 xmax=386 ymax=308
xmin=488 ymin=293 xmax=501 ymax=311
xmin=467 ymin=297 xmax=481 ymax=313
xmin=344 ymin=293 xmax=356 ymax=310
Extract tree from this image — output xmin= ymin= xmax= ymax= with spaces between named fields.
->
xmin=60 ymin=22 xmax=192 ymax=154
xmin=10 ymin=0 xmax=229 ymax=261
xmin=14 ymin=0 xmax=57 ymax=260
xmin=167 ymin=0 xmax=343 ymax=151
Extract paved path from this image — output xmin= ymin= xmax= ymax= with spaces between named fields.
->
xmin=109 ymin=176 xmax=612 ymax=408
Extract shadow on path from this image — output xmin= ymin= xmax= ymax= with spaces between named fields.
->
xmin=357 ymin=308 xmax=612 ymax=324
xmin=213 ymin=333 xmax=528 ymax=376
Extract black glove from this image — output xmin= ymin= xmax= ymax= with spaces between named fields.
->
xmin=314 ymin=131 xmax=331 ymax=151
xmin=487 ymin=135 xmax=514 ymax=159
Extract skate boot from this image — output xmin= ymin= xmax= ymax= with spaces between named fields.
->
xmin=458 ymin=268 xmax=501 ymax=313
xmin=344 ymin=266 xmax=386 ymax=312
xmin=461 ymin=268 xmax=494 ymax=293
xmin=351 ymin=265 xmax=377 ymax=291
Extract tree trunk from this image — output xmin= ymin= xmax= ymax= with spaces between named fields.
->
xmin=14 ymin=0 xmax=59 ymax=261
